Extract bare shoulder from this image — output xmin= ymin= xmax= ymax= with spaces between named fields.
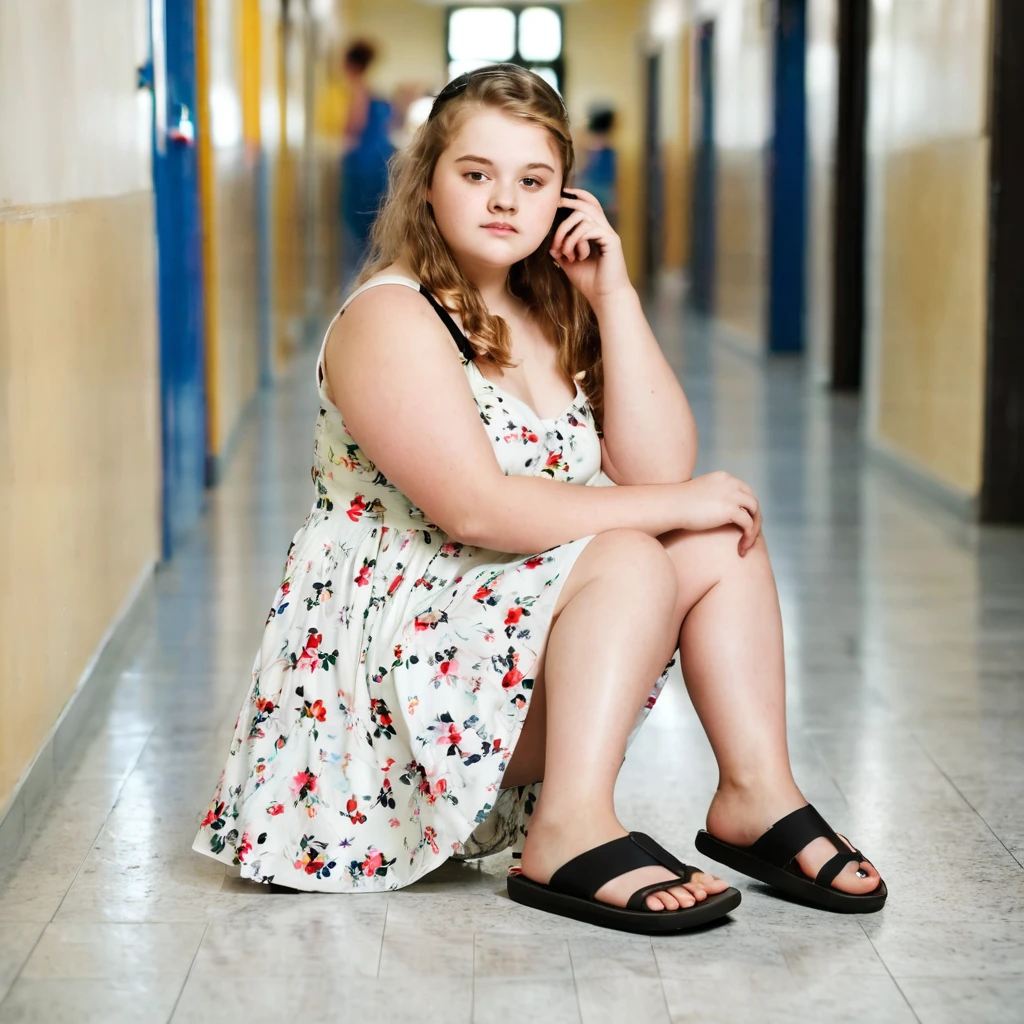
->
xmin=329 ymin=281 xmax=435 ymax=353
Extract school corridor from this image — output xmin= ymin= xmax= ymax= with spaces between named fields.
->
xmin=0 ymin=298 xmax=1021 ymax=1021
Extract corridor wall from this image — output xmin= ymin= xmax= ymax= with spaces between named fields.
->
xmin=0 ymin=2 xmax=161 ymax=816
xmin=864 ymin=0 xmax=991 ymax=498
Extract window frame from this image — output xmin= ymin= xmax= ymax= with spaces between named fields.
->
xmin=444 ymin=4 xmax=565 ymax=94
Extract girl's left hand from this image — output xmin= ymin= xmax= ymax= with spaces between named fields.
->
xmin=549 ymin=189 xmax=632 ymax=302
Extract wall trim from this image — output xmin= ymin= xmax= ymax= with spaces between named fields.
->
xmin=0 ymin=563 xmax=156 ymax=864
xmin=867 ymin=438 xmax=980 ymax=522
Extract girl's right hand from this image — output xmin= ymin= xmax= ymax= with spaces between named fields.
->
xmin=675 ymin=472 xmax=763 ymax=555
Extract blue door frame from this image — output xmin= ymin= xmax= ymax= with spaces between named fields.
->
xmin=148 ymin=0 xmax=207 ymax=558
xmin=768 ymin=0 xmax=808 ymax=353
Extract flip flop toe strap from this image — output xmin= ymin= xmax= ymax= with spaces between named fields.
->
xmin=547 ymin=832 xmax=698 ymax=906
xmin=626 ymin=876 xmax=689 ymax=911
xmin=814 ymin=849 xmax=863 ymax=888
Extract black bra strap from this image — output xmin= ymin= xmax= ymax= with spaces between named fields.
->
xmin=419 ymin=286 xmax=476 ymax=361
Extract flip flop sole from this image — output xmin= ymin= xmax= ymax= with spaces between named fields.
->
xmin=694 ymin=830 xmax=887 ymax=914
xmin=507 ymin=873 xmax=741 ymax=934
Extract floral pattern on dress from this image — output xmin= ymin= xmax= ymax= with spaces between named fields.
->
xmin=192 ymin=276 xmax=673 ymax=891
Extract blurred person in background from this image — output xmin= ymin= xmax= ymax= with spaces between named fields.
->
xmin=576 ymin=104 xmax=619 ymax=228
xmin=194 ymin=64 xmax=885 ymax=935
xmin=340 ymin=39 xmax=395 ymax=287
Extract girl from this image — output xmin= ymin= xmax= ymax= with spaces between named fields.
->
xmin=194 ymin=64 xmax=885 ymax=933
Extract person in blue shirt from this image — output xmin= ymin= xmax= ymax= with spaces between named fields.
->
xmin=341 ymin=40 xmax=395 ymax=287
xmin=577 ymin=105 xmax=618 ymax=229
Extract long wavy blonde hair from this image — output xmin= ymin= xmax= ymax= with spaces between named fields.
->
xmin=356 ymin=65 xmax=605 ymax=429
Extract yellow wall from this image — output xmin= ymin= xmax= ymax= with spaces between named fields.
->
xmin=710 ymin=0 xmax=771 ymax=349
xmin=0 ymin=2 xmax=160 ymax=813
xmin=864 ymin=0 xmax=991 ymax=495
xmin=200 ymin=0 xmax=261 ymax=465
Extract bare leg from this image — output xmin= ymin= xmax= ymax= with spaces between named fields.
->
xmin=661 ymin=526 xmax=880 ymax=894
xmin=506 ymin=529 xmax=730 ymax=911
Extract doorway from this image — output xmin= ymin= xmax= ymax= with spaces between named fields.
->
xmin=830 ymin=0 xmax=869 ymax=390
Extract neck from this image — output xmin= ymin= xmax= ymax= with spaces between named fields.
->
xmin=458 ymin=259 xmax=516 ymax=315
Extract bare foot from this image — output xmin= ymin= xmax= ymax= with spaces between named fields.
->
xmin=521 ymin=811 xmax=731 ymax=912
xmin=706 ymin=783 xmax=882 ymax=895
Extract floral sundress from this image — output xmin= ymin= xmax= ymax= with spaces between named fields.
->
xmin=192 ymin=273 xmax=674 ymax=891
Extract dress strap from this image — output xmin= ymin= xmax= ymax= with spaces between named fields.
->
xmin=418 ymin=287 xmax=477 ymax=362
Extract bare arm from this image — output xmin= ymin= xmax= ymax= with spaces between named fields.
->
xmin=593 ymin=287 xmax=698 ymax=485
xmin=324 ymin=287 xmax=726 ymax=555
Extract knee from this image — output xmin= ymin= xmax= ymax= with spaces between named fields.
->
xmin=589 ymin=528 xmax=678 ymax=605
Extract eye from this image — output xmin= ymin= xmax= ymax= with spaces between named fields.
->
xmin=521 ymin=177 xmax=543 ymax=188
xmin=464 ymin=171 xmax=488 ymax=182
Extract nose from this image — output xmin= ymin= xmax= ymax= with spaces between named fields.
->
xmin=488 ymin=184 xmax=517 ymax=215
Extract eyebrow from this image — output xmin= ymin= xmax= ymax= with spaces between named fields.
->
xmin=454 ymin=154 xmax=557 ymax=174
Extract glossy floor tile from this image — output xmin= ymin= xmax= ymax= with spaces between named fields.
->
xmin=0 ymin=306 xmax=1022 ymax=1023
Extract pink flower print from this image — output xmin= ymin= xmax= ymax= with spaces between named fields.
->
xmin=436 ymin=657 xmax=459 ymax=683
xmin=354 ymin=564 xmax=372 ymax=587
xmin=347 ymin=495 xmax=367 ymax=522
xmin=361 ymin=849 xmax=384 ymax=876
xmin=388 ymin=818 xmax=401 ymax=828
xmin=290 ymin=769 xmax=317 ymax=798
xmin=440 ymin=542 xmax=459 ymax=555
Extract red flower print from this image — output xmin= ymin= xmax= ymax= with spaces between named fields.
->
xmin=387 ymin=574 xmax=404 ymax=596
xmin=237 ymin=831 xmax=253 ymax=862
xmin=296 ymin=631 xmax=323 ymax=671
xmin=493 ymin=738 xmax=502 ymax=751
xmin=347 ymin=495 xmax=367 ymax=521
xmin=545 ymin=450 xmax=562 ymax=467
xmin=502 ymin=666 xmax=524 ymax=688
xmin=438 ymin=722 xmax=462 ymax=747
xmin=268 ymin=803 xmax=285 ymax=816
xmin=523 ymin=556 xmax=544 ymax=569
xmin=310 ymin=699 xmax=327 ymax=722
xmin=473 ymin=584 xmax=493 ymax=602
xmin=425 ymin=826 xmax=439 ymax=854
xmin=254 ymin=697 xmax=275 ymax=714
xmin=354 ymin=565 xmax=372 ymax=587
xmin=504 ymin=607 xmax=524 ymax=627
xmin=280 ymin=582 xmax=290 ymax=595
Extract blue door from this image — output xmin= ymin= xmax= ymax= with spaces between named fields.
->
xmin=768 ymin=0 xmax=808 ymax=353
xmin=148 ymin=0 xmax=207 ymax=558
xmin=690 ymin=21 xmax=716 ymax=315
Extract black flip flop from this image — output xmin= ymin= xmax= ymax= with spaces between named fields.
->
xmin=694 ymin=804 xmax=887 ymax=914
xmin=507 ymin=831 xmax=741 ymax=934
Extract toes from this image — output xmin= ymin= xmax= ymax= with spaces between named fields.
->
xmin=682 ymin=882 xmax=707 ymax=901
xmin=648 ymin=891 xmax=680 ymax=911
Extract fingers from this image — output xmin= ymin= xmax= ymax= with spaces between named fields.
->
xmin=732 ymin=507 xmax=755 ymax=552
xmin=550 ymin=210 xmax=584 ymax=253
xmin=552 ymin=214 xmax=598 ymax=262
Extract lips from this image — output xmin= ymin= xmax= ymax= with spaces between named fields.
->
xmin=483 ymin=223 xmax=517 ymax=233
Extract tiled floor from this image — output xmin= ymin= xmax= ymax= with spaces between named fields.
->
xmin=1 ymin=303 xmax=1022 ymax=1023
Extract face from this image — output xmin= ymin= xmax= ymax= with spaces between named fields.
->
xmin=427 ymin=108 xmax=564 ymax=270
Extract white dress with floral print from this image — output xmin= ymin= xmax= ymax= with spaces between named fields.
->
xmin=192 ymin=273 xmax=673 ymax=891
